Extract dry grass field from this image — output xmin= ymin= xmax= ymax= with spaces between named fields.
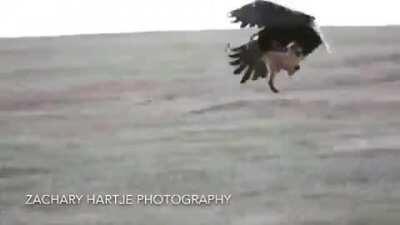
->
xmin=1 ymin=27 xmax=400 ymax=225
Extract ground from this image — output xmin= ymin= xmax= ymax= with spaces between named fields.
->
xmin=1 ymin=27 xmax=400 ymax=225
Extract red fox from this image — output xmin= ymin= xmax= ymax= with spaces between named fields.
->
xmin=262 ymin=42 xmax=304 ymax=93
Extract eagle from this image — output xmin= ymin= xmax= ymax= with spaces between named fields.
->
xmin=228 ymin=0 xmax=330 ymax=93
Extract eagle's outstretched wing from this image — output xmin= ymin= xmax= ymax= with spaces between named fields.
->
xmin=228 ymin=40 xmax=268 ymax=83
xmin=230 ymin=0 xmax=315 ymax=28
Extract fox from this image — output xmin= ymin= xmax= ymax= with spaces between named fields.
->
xmin=262 ymin=41 xmax=304 ymax=93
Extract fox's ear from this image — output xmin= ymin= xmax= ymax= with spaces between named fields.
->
xmin=286 ymin=42 xmax=296 ymax=49
xmin=287 ymin=42 xmax=304 ymax=57
xmin=287 ymin=41 xmax=302 ymax=51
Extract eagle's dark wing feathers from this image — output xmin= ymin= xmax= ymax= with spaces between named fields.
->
xmin=230 ymin=0 xmax=315 ymax=28
xmin=229 ymin=41 xmax=268 ymax=83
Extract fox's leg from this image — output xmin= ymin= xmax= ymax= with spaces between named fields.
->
xmin=265 ymin=61 xmax=279 ymax=93
xmin=268 ymin=71 xmax=279 ymax=93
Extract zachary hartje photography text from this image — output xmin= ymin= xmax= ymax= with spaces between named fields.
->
xmin=25 ymin=194 xmax=232 ymax=206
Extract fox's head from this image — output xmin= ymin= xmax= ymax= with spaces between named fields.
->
xmin=286 ymin=42 xmax=304 ymax=76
